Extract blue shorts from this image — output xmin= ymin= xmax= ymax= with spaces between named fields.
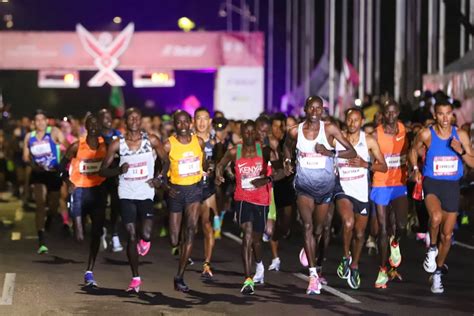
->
xmin=370 ymin=185 xmax=407 ymax=206
xmin=70 ymin=185 xmax=106 ymax=218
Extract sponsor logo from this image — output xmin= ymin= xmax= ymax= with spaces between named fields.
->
xmin=161 ymin=44 xmax=206 ymax=57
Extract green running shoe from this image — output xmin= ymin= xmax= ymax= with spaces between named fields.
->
xmin=240 ymin=278 xmax=255 ymax=295
xmin=375 ymin=268 xmax=389 ymax=289
xmin=337 ymin=256 xmax=352 ymax=279
xmin=347 ymin=267 xmax=361 ymax=289
xmin=37 ymin=245 xmax=49 ymax=254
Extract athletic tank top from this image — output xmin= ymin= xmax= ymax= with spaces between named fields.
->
xmin=372 ymin=122 xmax=408 ymax=187
xmin=423 ymin=126 xmax=463 ymax=181
xmin=70 ymin=137 xmax=106 ymax=188
xmin=28 ymin=126 xmax=60 ymax=171
xmin=234 ymin=143 xmax=270 ymax=206
xmin=118 ymin=133 xmax=155 ymax=200
xmin=336 ymin=131 xmax=370 ymax=202
xmin=101 ymin=129 xmax=122 ymax=146
xmin=168 ymin=135 xmax=203 ymax=186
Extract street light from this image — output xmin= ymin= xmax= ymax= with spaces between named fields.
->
xmin=113 ymin=16 xmax=122 ymax=24
xmin=177 ymin=17 xmax=195 ymax=32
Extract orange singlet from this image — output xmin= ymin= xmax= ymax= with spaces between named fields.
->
xmin=372 ymin=122 xmax=408 ymax=187
xmin=70 ymin=137 xmax=107 ymax=188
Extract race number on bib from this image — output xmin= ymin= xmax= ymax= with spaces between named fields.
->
xmin=385 ymin=154 xmax=406 ymax=169
xmin=178 ymin=157 xmax=201 ymax=177
xmin=299 ymin=152 xmax=326 ymax=169
xmin=79 ymin=160 xmax=102 ymax=174
xmin=31 ymin=141 xmax=52 ymax=157
xmin=241 ymin=176 xmax=260 ymax=190
xmin=433 ymin=156 xmax=458 ymax=176
xmin=124 ymin=162 xmax=149 ymax=180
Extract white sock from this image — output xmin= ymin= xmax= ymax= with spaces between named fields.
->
xmin=85 ymin=270 xmax=93 ymax=274
xmin=309 ymin=267 xmax=317 ymax=277
xmin=133 ymin=276 xmax=141 ymax=281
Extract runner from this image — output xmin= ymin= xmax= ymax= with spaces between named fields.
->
xmin=370 ymin=100 xmax=409 ymax=289
xmin=23 ymin=110 xmax=65 ymax=254
xmin=162 ymin=110 xmax=205 ymax=292
xmin=283 ymin=96 xmax=356 ymax=295
xmin=100 ymin=108 xmax=165 ymax=293
xmin=60 ymin=114 xmax=107 ymax=287
xmin=334 ymin=108 xmax=387 ymax=289
xmin=216 ymin=119 xmax=282 ymax=295
xmin=193 ymin=107 xmax=219 ymax=279
xmin=409 ymin=99 xmax=473 ymax=293
xmin=98 ymin=108 xmax=123 ymax=252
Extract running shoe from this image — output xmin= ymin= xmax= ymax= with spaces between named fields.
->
xmin=366 ymin=236 xmax=378 ymax=255
xmin=174 ymin=276 xmax=190 ymax=292
xmin=347 ymin=267 xmax=360 ymax=289
xmin=253 ymin=262 xmax=264 ymax=284
xmin=389 ymin=237 xmax=402 ymax=268
xmin=214 ymin=229 xmax=222 ymax=240
xmin=84 ymin=271 xmax=98 ymax=287
xmin=201 ymin=262 xmax=213 ymax=279
xmin=306 ymin=275 xmax=322 ymax=295
xmin=423 ymin=247 xmax=438 ymax=273
xmin=240 ymin=278 xmax=255 ymax=295
xmin=37 ymin=245 xmax=48 ymax=254
xmin=111 ymin=235 xmax=123 ymax=252
xmin=126 ymin=278 xmax=141 ymax=293
xmin=316 ymin=266 xmax=328 ymax=285
xmin=387 ymin=267 xmax=403 ymax=281
xmin=171 ymin=246 xmax=179 ymax=256
xmin=100 ymin=227 xmax=108 ymax=251
xmin=337 ymin=256 xmax=352 ymax=279
xmin=268 ymin=257 xmax=281 ymax=271
xmin=430 ymin=271 xmax=444 ymax=294
xmin=375 ymin=268 xmax=389 ymax=289
xmin=159 ymin=227 xmax=168 ymax=237
xmin=187 ymin=258 xmax=194 ymax=266
xmin=137 ymin=239 xmax=151 ymax=256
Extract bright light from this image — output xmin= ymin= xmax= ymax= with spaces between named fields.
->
xmin=63 ymin=73 xmax=75 ymax=83
xmin=355 ymin=99 xmax=362 ymax=106
xmin=113 ymin=16 xmax=122 ymax=24
xmin=5 ymin=20 xmax=13 ymax=28
xmin=414 ymin=90 xmax=421 ymax=98
xmin=151 ymin=72 xmax=169 ymax=83
xmin=178 ymin=17 xmax=195 ymax=32
xmin=1 ymin=0 xmax=9 ymax=3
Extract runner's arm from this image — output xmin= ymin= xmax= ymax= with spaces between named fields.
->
xmin=282 ymin=125 xmax=297 ymax=174
xmin=215 ymin=148 xmax=236 ymax=185
xmin=51 ymin=126 xmax=66 ymax=149
xmin=366 ymin=135 xmax=388 ymax=173
xmin=262 ymin=146 xmax=285 ymax=182
xmin=99 ymin=139 xmax=124 ymax=177
xmin=408 ymin=127 xmax=430 ymax=181
xmin=328 ymin=124 xmax=356 ymax=159
xmin=22 ymin=132 xmax=31 ymax=163
xmin=454 ymin=129 xmax=474 ymax=168
xmin=159 ymin=139 xmax=171 ymax=186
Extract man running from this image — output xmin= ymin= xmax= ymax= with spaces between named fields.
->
xmin=193 ymin=107 xmax=219 ymax=279
xmin=23 ymin=110 xmax=65 ymax=254
xmin=216 ymin=120 xmax=282 ymax=295
xmin=100 ymin=108 xmax=165 ymax=293
xmin=162 ymin=110 xmax=205 ymax=292
xmin=409 ymin=99 xmax=473 ymax=293
xmin=370 ymin=101 xmax=409 ymax=289
xmin=334 ymin=108 xmax=387 ymax=289
xmin=283 ymin=96 xmax=356 ymax=295
xmin=61 ymin=114 xmax=107 ymax=287
xmin=98 ymin=108 xmax=123 ymax=252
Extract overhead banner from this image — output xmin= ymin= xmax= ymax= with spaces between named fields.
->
xmin=0 ymin=27 xmax=264 ymax=71
xmin=214 ymin=66 xmax=264 ymax=120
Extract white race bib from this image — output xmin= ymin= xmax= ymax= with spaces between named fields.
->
xmin=31 ymin=141 xmax=52 ymax=157
xmin=79 ymin=160 xmax=102 ymax=174
xmin=339 ymin=165 xmax=366 ymax=181
xmin=299 ymin=152 xmax=326 ymax=169
xmin=433 ymin=156 xmax=458 ymax=176
xmin=178 ymin=157 xmax=201 ymax=177
xmin=124 ymin=162 xmax=149 ymax=180
xmin=385 ymin=154 xmax=406 ymax=169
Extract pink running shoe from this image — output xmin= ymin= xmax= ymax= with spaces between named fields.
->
xmin=137 ymin=239 xmax=151 ymax=256
xmin=306 ymin=275 xmax=322 ymax=295
xmin=126 ymin=278 xmax=142 ymax=293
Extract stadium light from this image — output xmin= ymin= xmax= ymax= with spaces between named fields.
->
xmin=178 ymin=17 xmax=195 ymax=32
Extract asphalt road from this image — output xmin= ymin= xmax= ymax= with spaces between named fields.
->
xmin=0 ymin=197 xmax=473 ymax=315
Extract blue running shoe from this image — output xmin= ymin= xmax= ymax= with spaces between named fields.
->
xmin=84 ymin=271 xmax=98 ymax=287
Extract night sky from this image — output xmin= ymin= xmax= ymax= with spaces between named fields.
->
xmin=0 ymin=0 xmax=467 ymax=118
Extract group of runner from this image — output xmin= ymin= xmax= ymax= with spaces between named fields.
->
xmin=16 ymin=95 xmax=473 ymax=296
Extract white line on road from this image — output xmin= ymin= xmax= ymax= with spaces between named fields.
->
xmin=453 ymin=241 xmax=474 ymax=250
xmin=0 ymin=273 xmax=16 ymax=305
xmin=14 ymin=208 xmax=23 ymax=222
xmin=11 ymin=232 xmax=21 ymax=241
xmin=293 ymin=273 xmax=361 ymax=304
xmin=222 ymin=231 xmax=360 ymax=304
xmin=24 ymin=236 xmax=37 ymax=240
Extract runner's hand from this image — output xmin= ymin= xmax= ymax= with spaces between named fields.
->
xmin=146 ymin=178 xmax=162 ymax=188
xmin=250 ymin=177 xmax=269 ymax=188
xmin=315 ymin=143 xmax=333 ymax=157
xmin=215 ymin=175 xmax=225 ymax=186
xmin=348 ymin=156 xmax=369 ymax=168
xmin=66 ymin=180 xmax=75 ymax=194
xmin=450 ymin=137 xmax=464 ymax=155
xmin=119 ymin=163 xmax=129 ymax=174
xmin=283 ymin=159 xmax=293 ymax=175
xmin=411 ymin=168 xmax=422 ymax=183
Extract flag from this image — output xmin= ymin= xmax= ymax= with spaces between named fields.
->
xmin=109 ymin=86 xmax=125 ymax=118
xmin=335 ymin=59 xmax=359 ymax=118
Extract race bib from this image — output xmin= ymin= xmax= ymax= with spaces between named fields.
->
xmin=124 ymin=162 xmax=149 ymax=180
xmin=433 ymin=156 xmax=458 ymax=176
xmin=385 ymin=154 xmax=406 ymax=169
xmin=241 ymin=176 xmax=261 ymax=190
xmin=338 ymin=164 xmax=365 ymax=181
xmin=79 ymin=160 xmax=102 ymax=174
xmin=178 ymin=156 xmax=201 ymax=177
xmin=299 ymin=152 xmax=326 ymax=169
xmin=31 ymin=141 xmax=52 ymax=157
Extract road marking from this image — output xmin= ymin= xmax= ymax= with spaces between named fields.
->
xmin=293 ymin=273 xmax=361 ymax=304
xmin=24 ymin=236 xmax=38 ymax=240
xmin=453 ymin=241 xmax=474 ymax=250
xmin=222 ymin=232 xmax=242 ymax=245
xmin=14 ymin=208 xmax=23 ymax=222
xmin=11 ymin=232 xmax=21 ymax=241
xmin=223 ymin=231 xmax=360 ymax=304
xmin=0 ymin=273 xmax=16 ymax=305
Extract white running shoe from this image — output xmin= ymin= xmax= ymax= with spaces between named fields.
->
xmin=423 ymin=247 xmax=438 ymax=273
xmin=253 ymin=262 xmax=265 ymax=284
xmin=111 ymin=235 xmax=123 ymax=252
xmin=268 ymin=257 xmax=281 ymax=271
xmin=430 ymin=271 xmax=444 ymax=294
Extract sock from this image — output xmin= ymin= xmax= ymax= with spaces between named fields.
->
xmin=430 ymin=244 xmax=437 ymax=249
xmin=309 ymin=267 xmax=317 ymax=277
xmin=133 ymin=276 xmax=141 ymax=281
xmin=85 ymin=270 xmax=93 ymax=275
